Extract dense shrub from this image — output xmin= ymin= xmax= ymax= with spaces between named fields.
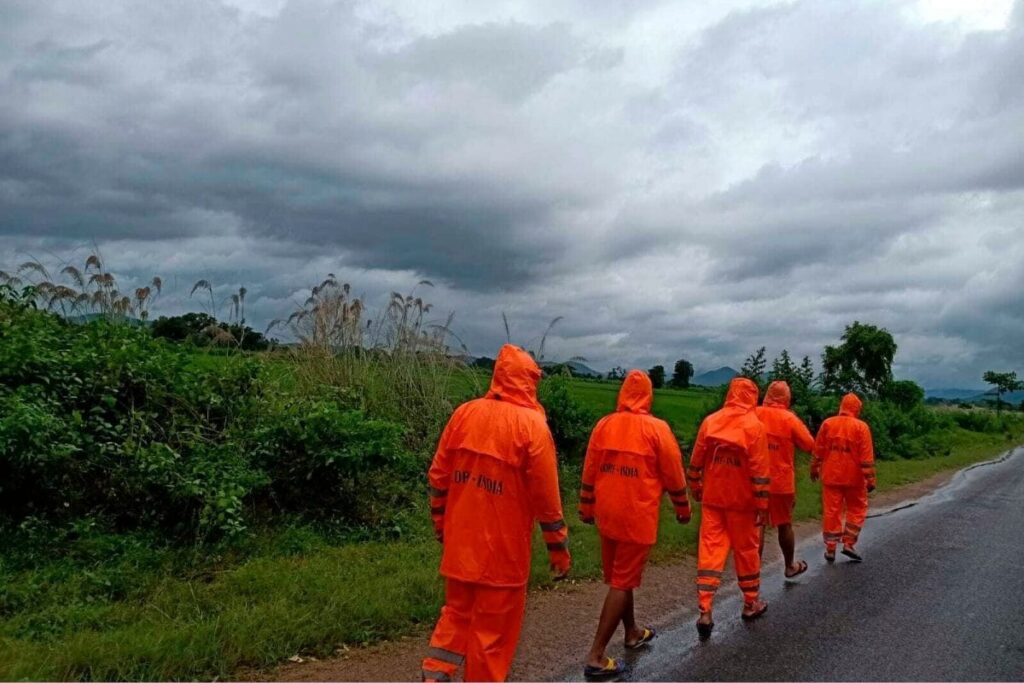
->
xmin=250 ymin=396 xmax=415 ymax=528
xmin=859 ymin=401 xmax=953 ymax=459
xmin=0 ymin=293 xmax=414 ymax=540
xmin=539 ymin=373 xmax=600 ymax=462
xmin=950 ymin=408 xmax=1012 ymax=434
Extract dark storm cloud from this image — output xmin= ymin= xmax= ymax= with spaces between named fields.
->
xmin=1 ymin=0 xmax=1023 ymax=387
xmin=0 ymin=0 xmax=605 ymax=287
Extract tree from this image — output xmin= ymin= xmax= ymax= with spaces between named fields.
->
xmin=471 ymin=356 xmax=495 ymax=371
xmin=821 ymin=321 xmax=897 ymax=396
xmin=648 ymin=365 xmax=666 ymax=389
xmin=982 ymin=371 xmax=1023 ymax=416
xmin=15 ymin=252 xmax=162 ymax=321
xmin=769 ymin=349 xmax=797 ymax=385
xmin=606 ymin=366 xmax=626 ymax=380
xmin=881 ymin=379 xmax=925 ymax=410
xmin=739 ymin=347 xmax=767 ymax=386
xmin=797 ymin=356 xmax=815 ymax=389
xmin=152 ymin=312 xmax=217 ymax=342
xmin=671 ymin=358 xmax=694 ymax=388
xmin=151 ymin=313 xmax=270 ymax=351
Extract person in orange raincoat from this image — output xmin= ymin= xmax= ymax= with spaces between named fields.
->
xmin=422 ymin=345 xmax=571 ymax=682
xmin=755 ymin=381 xmax=816 ymax=578
xmin=578 ymin=370 xmax=691 ymax=679
xmin=811 ymin=392 xmax=875 ymax=563
xmin=686 ymin=377 xmax=770 ymax=639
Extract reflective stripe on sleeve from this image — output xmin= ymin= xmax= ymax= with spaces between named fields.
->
xmin=426 ymin=647 xmax=465 ymax=666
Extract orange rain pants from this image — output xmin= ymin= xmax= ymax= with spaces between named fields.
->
xmin=422 ymin=578 xmax=527 ymax=683
xmin=696 ymin=505 xmax=763 ymax=613
xmin=822 ymin=485 xmax=868 ymax=549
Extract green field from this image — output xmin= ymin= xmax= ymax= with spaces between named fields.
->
xmin=1 ymin=375 xmax=1021 ymax=681
xmin=565 ymin=380 xmax=715 ymax=443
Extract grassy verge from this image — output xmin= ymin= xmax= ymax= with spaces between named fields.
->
xmin=2 ymin=422 xmax=1021 ymax=680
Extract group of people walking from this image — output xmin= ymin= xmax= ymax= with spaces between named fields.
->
xmin=421 ymin=344 xmax=876 ymax=682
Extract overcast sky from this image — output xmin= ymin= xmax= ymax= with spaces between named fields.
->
xmin=2 ymin=0 xmax=1022 ymax=388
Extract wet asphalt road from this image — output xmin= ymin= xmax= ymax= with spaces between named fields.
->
xmin=584 ymin=447 xmax=1024 ymax=681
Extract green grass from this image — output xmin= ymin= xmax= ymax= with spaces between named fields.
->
xmin=566 ymin=381 xmax=715 ymax=443
xmin=1 ymin=386 xmax=1021 ymax=680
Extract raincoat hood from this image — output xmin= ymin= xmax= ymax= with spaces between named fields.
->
xmin=763 ymin=381 xmax=792 ymax=409
xmin=486 ymin=344 xmax=544 ymax=413
xmin=616 ymin=369 xmax=653 ymax=414
xmin=724 ymin=377 xmax=759 ymax=412
xmin=839 ymin=392 xmax=863 ymax=417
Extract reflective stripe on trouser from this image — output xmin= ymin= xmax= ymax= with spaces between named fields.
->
xmin=422 ymin=578 xmax=527 ymax=682
xmin=822 ymin=484 xmax=868 ymax=548
xmin=696 ymin=505 xmax=762 ymax=613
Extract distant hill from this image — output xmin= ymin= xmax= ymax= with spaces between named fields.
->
xmin=692 ymin=366 xmax=738 ymax=387
xmin=982 ymin=390 xmax=1024 ymax=404
xmin=925 ymin=388 xmax=1024 ymax=405
xmin=925 ymin=388 xmax=987 ymax=401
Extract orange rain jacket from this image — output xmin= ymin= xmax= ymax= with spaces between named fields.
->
xmin=428 ymin=344 xmax=570 ymax=587
xmin=578 ymin=370 xmax=690 ymax=545
xmin=754 ymin=381 xmax=816 ymax=495
xmin=812 ymin=393 xmax=876 ymax=489
xmin=687 ymin=377 xmax=770 ymax=511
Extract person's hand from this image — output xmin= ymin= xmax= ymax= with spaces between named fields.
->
xmin=754 ymin=509 xmax=767 ymax=528
xmin=692 ymin=489 xmax=703 ymax=503
xmin=867 ymin=483 xmax=876 ymax=494
xmin=809 ymin=470 xmax=820 ymax=483
xmin=550 ymin=553 xmax=571 ymax=581
xmin=434 ymin=528 xmax=443 ymax=544
xmin=676 ymin=512 xmax=691 ymax=525
xmin=578 ymin=512 xmax=595 ymax=525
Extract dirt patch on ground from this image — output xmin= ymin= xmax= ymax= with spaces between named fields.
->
xmin=255 ymin=469 xmax=955 ymax=682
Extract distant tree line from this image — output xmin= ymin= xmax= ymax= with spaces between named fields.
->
xmin=151 ymin=312 xmax=272 ymax=351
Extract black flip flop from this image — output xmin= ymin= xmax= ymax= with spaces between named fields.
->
xmin=741 ymin=602 xmax=769 ymax=621
xmin=785 ymin=559 xmax=809 ymax=579
xmin=625 ymin=627 xmax=656 ymax=650
xmin=825 ymin=549 xmax=835 ymax=563
xmin=584 ymin=657 xmax=626 ymax=680
xmin=696 ymin=619 xmax=714 ymax=641
xmin=841 ymin=547 xmax=863 ymax=562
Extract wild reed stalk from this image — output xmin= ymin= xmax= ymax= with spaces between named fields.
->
xmin=268 ymin=276 xmax=481 ymax=453
xmin=1 ymin=250 xmax=161 ymax=321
